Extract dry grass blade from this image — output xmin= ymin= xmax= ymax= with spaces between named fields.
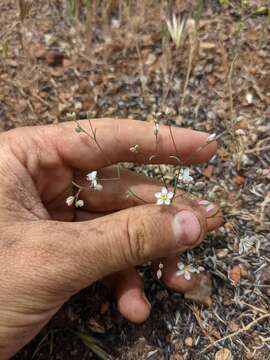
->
xmin=76 ymin=331 xmax=112 ymax=360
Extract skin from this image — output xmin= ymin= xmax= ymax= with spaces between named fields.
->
xmin=0 ymin=119 xmax=223 ymax=359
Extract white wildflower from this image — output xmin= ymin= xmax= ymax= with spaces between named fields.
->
xmin=155 ymin=187 xmax=174 ymax=205
xmin=239 ymin=236 xmax=255 ymax=255
xmin=178 ymin=168 xmax=193 ymax=184
xmin=66 ymin=196 xmax=75 ymax=206
xmin=206 ymin=133 xmax=216 ymax=143
xmin=176 ymin=262 xmax=201 ymax=281
xmin=130 ymin=144 xmax=139 ymax=153
xmin=86 ymin=171 xmax=97 ymax=184
xmin=86 ymin=171 xmax=103 ymax=191
xmin=75 ymin=199 xmax=84 ymax=208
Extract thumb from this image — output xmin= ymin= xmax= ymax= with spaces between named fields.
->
xmin=7 ymin=202 xmax=206 ymax=296
xmin=69 ymin=201 xmax=206 ymax=288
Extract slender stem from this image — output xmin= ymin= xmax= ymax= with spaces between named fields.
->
xmin=75 ymin=120 xmax=112 ymax=167
xmin=72 ymin=180 xmax=83 ymax=189
xmin=169 ymin=125 xmax=179 ymax=157
xmin=88 ymin=118 xmax=112 ymax=166
xmin=127 ymin=188 xmax=149 ymax=204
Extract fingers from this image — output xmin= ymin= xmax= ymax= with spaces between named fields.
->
xmin=47 ymin=119 xmax=217 ymax=170
xmin=76 ymin=204 xmax=222 ymax=323
xmin=104 ymin=269 xmax=151 ymax=324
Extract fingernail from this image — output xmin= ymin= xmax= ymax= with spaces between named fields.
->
xmin=197 ymin=200 xmax=219 ymax=218
xmin=173 ymin=210 xmax=201 ymax=247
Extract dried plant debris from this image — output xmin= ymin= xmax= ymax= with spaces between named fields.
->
xmin=1 ymin=0 xmax=269 ymax=359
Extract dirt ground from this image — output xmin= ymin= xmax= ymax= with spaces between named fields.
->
xmin=1 ymin=1 xmax=270 ymax=359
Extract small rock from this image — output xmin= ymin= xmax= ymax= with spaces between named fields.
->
xmin=215 ymin=348 xmax=233 ymax=360
xmin=185 ymin=273 xmax=212 ymax=306
xmin=216 ymin=248 xmax=229 ymax=258
xmin=145 ymin=53 xmax=157 ymax=66
xmin=184 ymin=337 xmax=193 ymax=347
xmin=75 ymin=101 xmax=82 ymax=110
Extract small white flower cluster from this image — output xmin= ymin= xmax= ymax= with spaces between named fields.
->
xmin=66 ymin=196 xmax=84 ymax=208
xmin=86 ymin=171 xmax=103 ymax=191
xmin=176 ymin=262 xmax=204 ymax=281
xmin=65 ymin=170 xmax=103 ymax=208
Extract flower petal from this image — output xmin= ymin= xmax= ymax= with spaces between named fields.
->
xmin=155 ymin=192 xmax=162 ymax=198
xmin=161 ymin=187 xmax=168 ymax=194
xmin=164 ymin=199 xmax=171 ymax=205
xmin=157 ymin=199 xmax=164 ymax=205
xmin=167 ymin=192 xmax=174 ymax=199
xmin=184 ymin=272 xmax=191 ymax=281
xmin=176 ymin=270 xmax=184 ymax=277
xmin=177 ymin=262 xmax=185 ymax=270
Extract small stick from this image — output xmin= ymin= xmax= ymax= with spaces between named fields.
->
xmin=202 ymin=313 xmax=270 ymax=352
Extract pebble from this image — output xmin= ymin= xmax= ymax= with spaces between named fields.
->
xmin=215 ymin=348 xmax=233 ymax=360
xmin=184 ymin=337 xmax=193 ymax=347
xmin=216 ymin=248 xmax=229 ymax=258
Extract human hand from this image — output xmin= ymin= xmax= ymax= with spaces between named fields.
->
xmin=0 ymin=119 xmax=222 ymax=358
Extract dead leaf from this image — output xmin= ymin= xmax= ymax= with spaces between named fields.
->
xmin=230 ymin=265 xmax=241 ymax=284
xmin=233 ymin=176 xmax=245 ymax=186
xmin=185 ymin=273 xmax=212 ymax=306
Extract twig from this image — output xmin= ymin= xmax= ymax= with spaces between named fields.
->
xmin=181 ymin=40 xmax=194 ymax=107
xmin=202 ymin=313 xmax=270 ymax=352
xmin=245 ymin=144 xmax=270 ymax=154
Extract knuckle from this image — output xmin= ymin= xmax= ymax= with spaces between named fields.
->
xmin=125 ymin=210 xmax=154 ymax=265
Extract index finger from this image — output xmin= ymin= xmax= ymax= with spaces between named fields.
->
xmin=51 ymin=118 xmax=217 ymax=170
